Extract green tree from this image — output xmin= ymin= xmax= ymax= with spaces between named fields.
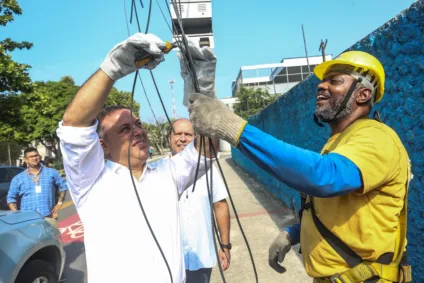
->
xmin=234 ymin=87 xmax=279 ymax=120
xmin=143 ymin=118 xmax=172 ymax=155
xmin=0 ymin=0 xmax=33 ymax=145
xmin=9 ymin=78 xmax=141 ymax=165
xmin=14 ymin=78 xmax=79 ymax=159
xmin=0 ymin=0 xmax=33 ymax=94
xmin=106 ymin=87 xmax=141 ymax=115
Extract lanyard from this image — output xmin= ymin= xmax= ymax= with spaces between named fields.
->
xmin=26 ymin=167 xmax=42 ymax=185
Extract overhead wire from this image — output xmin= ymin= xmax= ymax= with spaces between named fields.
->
xmin=166 ymin=1 xmax=259 ymax=281
xmin=125 ymin=0 xmax=258 ymax=282
xmin=124 ymin=0 xmax=162 ymax=127
xmin=154 ymin=0 xmax=198 ymax=96
xmin=202 ymin=136 xmax=226 ymax=283
xmin=125 ymin=0 xmax=174 ymax=282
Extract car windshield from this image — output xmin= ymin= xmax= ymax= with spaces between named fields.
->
xmin=0 ymin=168 xmax=10 ymax=183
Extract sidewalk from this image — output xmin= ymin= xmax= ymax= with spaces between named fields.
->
xmin=210 ymin=155 xmax=311 ymax=283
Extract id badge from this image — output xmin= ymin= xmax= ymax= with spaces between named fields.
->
xmin=35 ymin=185 xmax=42 ymax=193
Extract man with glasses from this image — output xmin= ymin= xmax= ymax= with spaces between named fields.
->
xmin=7 ymin=147 xmax=67 ymax=226
xmin=168 ymin=118 xmax=231 ymax=283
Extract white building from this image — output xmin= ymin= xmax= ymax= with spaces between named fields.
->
xmin=231 ymin=55 xmax=332 ymax=97
xmin=170 ymin=0 xmax=214 ymax=48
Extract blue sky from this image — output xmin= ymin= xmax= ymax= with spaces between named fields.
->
xmin=4 ymin=0 xmax=416 ymax=123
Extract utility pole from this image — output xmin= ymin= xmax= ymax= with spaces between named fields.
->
xmin=301 ymin=24 xmax=311 ymax=74
xmin=169 ymin=80 xmax=177 ymax=120
xmin=319 ymin=39 xmax=328 ymax=62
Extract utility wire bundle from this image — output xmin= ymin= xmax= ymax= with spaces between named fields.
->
xmin=123 ymin=0 xmax=258 ymax=282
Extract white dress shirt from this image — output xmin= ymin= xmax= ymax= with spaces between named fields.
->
xmin=56 ymin=121 xmax=208 ymax=283
xmin=179 ymin=164 xmax=228 ymax=271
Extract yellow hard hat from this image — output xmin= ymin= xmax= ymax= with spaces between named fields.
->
xmin=314 ymin=51 xmax=385 ymax=103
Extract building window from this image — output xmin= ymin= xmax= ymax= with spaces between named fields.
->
xmin=287 ymin=66 xmax=301 ymax=75
xmin=199 ymin=37 xmax=210 ymax=47
xmin=288 ymin=74 xmax=302 ymax=82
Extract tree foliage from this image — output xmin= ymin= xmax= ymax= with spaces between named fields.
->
xmin=143 ymin=118 xmax=172 ymax=155
xmin=106 ymin=87 xmax=140 ymax=115
xmin=0 ymin=0 xmax=33 ymax=94
xmin=2 ymin=76 xmax=141 ymax=165
xmin=234 ymin=87 xmax=279 ymax=120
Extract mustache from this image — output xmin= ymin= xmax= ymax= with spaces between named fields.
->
xmin=316 ymin=90 xmax=331 ymax=99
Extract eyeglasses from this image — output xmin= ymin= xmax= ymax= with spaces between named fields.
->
xmin=26 ymin=155 xmax=40 ymax=159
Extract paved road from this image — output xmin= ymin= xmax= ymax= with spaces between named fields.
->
xmin=57 ymin=154 xmax=311 ymax=283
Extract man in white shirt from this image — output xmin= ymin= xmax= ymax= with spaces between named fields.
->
xmin=168 ymin=118 xmax=231 ymax=283
xmin=56 ymin=33 xmax=217 ymax=283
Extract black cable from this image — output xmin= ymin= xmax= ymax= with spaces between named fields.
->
xmin=130 ymin=0 xmax=135 ymax=24
xmin=149 ymin=70 xmax=174 ymax=131
xmin=168 ymin=0 xmax=201 ymax=92
xmin=127 ymin=1 xmax=258 ymax=282
xmin=145 ymin=0 xmax=153 ymax=33
xmin=209 ymin=140 xmax=231 ymax=265
xmin=137 ymin=73 xmax=161 ymax=126
xmin=128 ymin=71 xmax=174 ymax=283
xmin=155 ymin=0 xmax=198 ymax=93
xmin=124 ymin=0 xmax=162 ymax=127
xmin=139 ymin=0 xmax=144 ymax=8
xmin=202 ymin=136 xmax=226 ymax=283
xmin=133 ymin=0 xmax=142 ymax=32
xmin=190 ymin=136 xmax=203 ymax=194
xmin=156 ymin=0 xmax=198 ymax=94
xmin=210 ymin=141 xmax=259 ymax=282
xmin=164 ymin=2 xmax=258 ymax=282
xmin=124 ymin=1 xmax=173 ymax=282
xmin=155 ymin=0 xmax=172 ymax=32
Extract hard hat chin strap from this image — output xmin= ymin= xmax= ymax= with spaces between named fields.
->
xmin=333 ymin=77 xmax=362 ymax=119
xmin=313 ymin=77 xmax=362 ymax=127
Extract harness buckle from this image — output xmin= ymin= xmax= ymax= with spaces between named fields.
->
xmin=330 ymin=274 xmax=347 ymax=283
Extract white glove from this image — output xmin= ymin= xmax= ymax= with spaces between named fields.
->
xmin=100 ymin=33 xmax=166 ymax=81
xmin=177 ymin=36 xmax=217 ymax=106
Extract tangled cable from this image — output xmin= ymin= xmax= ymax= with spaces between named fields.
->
xmin=123 ymin=0 xmax=258 ymax=282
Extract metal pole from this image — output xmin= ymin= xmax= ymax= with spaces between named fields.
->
xmin=7 ymin=142 xmax=12 ymax=166
xmin=301 ymin=24 xmax=311 ymax=74
xmin=169 ymin=80 xmax=176 ymax=120
xmin=319 ymin=39 xmax=328 ymax=62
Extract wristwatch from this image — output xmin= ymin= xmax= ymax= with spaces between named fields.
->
xmin=58 ymin=201 xmax=63 ymax=205
xmin=220 ymin=243 xmax=232 ymax=250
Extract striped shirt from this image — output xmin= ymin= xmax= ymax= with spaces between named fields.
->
xmin=7 ymin=166 xmax=67 ymax=217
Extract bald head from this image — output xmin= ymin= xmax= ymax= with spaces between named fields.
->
xmin=168 ymin=118 xmax=195 ymax=155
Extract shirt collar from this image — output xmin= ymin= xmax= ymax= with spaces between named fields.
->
xmin=105 ymin=159 xmax=156 ymax=179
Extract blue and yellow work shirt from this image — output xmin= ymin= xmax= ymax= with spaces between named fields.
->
xmin=7 ymin=166 xmax=67 ymax=217
xmin=235 ymin=119 xmax=409 ymax=278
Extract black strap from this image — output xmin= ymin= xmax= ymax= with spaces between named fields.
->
xmin=333 ymin=78 xmax=361 ymax=119
xmin=307 ymin=198 xmax=363 ymax=267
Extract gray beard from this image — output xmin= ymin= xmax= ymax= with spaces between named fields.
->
xmin=314 ymin=95 xmax=354 ymax=122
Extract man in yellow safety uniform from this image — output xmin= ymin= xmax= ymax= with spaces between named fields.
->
xmin=187 ymin=50 xmax=413 ymax=282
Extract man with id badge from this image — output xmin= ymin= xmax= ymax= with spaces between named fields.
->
xmin=7 ymin=147 xmax=68 ymax=227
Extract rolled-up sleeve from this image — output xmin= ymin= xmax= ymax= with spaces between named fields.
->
xmin=6 ymin=176 xmax=20 ymax=204
xmin=170 ymin=141 xmax=216 ymax=194
xmin=56 ymin=121 xmax=104 ymax=207
xmin=54 ymin=170 xmax=68 ymax=192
